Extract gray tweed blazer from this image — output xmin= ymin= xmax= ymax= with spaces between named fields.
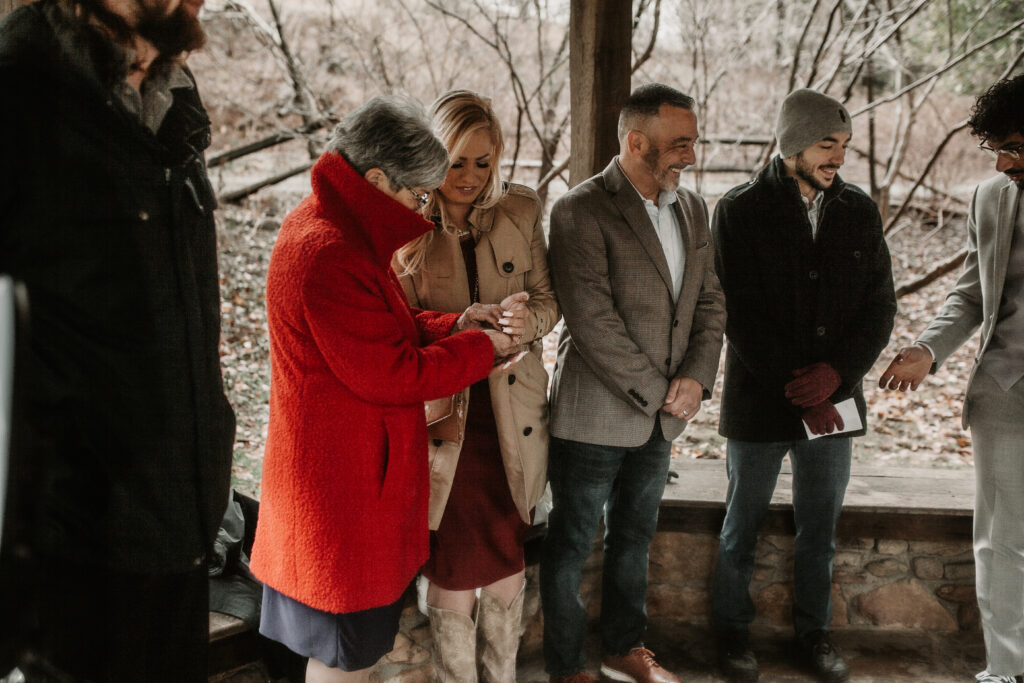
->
xmin=548 ymin=158 xmax=726 ymax=447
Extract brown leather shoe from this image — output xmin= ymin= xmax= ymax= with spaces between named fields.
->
xmin=601 ymin=647 xmax=682 ymax=683
xmin=549 ymin=673 xmax=598 ymax=683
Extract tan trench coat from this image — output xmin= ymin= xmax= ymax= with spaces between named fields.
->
xmin=396 ymin=183 xmax=559 ymax=529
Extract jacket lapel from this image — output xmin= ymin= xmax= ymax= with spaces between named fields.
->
xmin=671 ymin=197 xmax=699 ymax=316
xmin=992 ymin=180 xmax=1019 ymax=303
xmin=604 ymin=160 xmax=674 ymax=294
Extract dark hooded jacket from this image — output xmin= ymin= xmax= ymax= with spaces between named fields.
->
xmin=712 ymin=156 xmax=896 ymax=441
xmin=0 ymin=0 xmax=235 ymax=573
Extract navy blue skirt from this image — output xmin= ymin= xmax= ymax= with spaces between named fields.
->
xmin=259 ymin=584 xmax=403 ymax=671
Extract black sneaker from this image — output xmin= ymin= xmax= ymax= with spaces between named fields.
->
xmin=796 ymin=630 xmax=849 ymax=683
xmin=717 ymin=631 xmax=758 ymax=682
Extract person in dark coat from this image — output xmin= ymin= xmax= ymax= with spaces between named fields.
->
xmin=0 ymin=0 xmax=235 ymax=680
xmin=710 ymin=89 xmax=896 ymax=683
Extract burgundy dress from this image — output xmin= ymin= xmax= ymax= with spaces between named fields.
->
xmin=421 ymin=232 xmax=531 ymax=590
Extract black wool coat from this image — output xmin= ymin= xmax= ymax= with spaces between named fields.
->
xmin=712 ymin=156 xmax=896 ymax=442
xmin=0 ymin=1 xmax=236 ymax=573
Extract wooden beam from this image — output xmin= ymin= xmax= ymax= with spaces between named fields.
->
xmin=568 ymin=0 xmax=632 ymax=187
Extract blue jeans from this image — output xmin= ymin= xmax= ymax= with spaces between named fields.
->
xmin=711 ymin=437 xmax=851 ymax=639
xmin=540 ymin=424 xmax=672 ymax=677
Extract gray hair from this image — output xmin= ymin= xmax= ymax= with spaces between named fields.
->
xmin=617 ymin=83 xmax=695 ymax=141
xmin=326 ymin=95 xmax=449 ymax=190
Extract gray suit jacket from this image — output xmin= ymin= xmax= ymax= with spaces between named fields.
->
xmin=548 ymin=158 xmax=726 ymax=447
xmin=917 ymin=174 xmax=1021 ymax=428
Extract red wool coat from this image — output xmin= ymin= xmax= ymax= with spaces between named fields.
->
xmin=249 ymin=152 xmax=494 ymax=614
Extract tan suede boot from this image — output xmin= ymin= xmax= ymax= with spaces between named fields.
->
xmin=428 ymin=604 xmax=478 ymax=682
xmin=476 ymin=584 xmax=525 ymax=683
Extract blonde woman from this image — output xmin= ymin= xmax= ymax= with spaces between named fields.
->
xmin=394 ymin=90 xmax=559 ymax=682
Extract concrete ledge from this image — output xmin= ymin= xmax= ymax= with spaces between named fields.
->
xmin=659 ymin=459 xmax=974 ymax=541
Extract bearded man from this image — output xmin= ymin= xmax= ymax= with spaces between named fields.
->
xmin=709 ymin=89 xmax=896 ymax=683
xmin=542 ymin=83 xmax=726 ymax=683
xmin=0 ymin=1 xmax=235 ymax=680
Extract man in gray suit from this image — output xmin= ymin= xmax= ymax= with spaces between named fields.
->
xmin=880 ymin=75 xmax=1024 ymax=683
xmin=541 ymin=83 xmax=726 ymax=683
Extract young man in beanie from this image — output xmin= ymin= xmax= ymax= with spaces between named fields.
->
xmin=709 ymin=88 xmax=896 ymax=682
xmin=879 ymin=75 xmax=1024 ymax=683
xmin=0 ymin=0 xmax=235 ymax=680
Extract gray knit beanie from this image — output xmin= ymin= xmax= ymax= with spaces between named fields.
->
xmin=775 ymin=89 xmax=852 ymax=158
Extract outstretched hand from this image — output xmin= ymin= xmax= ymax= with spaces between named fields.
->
xmin=878 ymin=345 xmax=932 ymax=392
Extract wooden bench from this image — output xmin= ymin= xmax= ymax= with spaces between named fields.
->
xmin=658 ymin=459 xmax=974 ymax=541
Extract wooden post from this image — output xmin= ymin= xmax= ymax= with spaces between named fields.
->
xmin=568 ymin=0 xmax=632 ymax=188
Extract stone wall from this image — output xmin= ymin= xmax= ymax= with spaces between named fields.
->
xmin=624 ymin=531 xmax=975 ymax=634
xmin=370 ymin=530 xmax=978 ymax=681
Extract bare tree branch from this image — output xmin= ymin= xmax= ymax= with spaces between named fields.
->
xmin=218 ymin=161 xmax=315 ymax=204
xmin=852 ymin=17 xmax=1024 ymax=116
xmin=884 ymin=42 xmax=1024 ymax=235
xmin=631 ymin=0 xmax=662 ymax=74
xmin=804 ymin=0 xmax=843 ymax=87
xmin=786 ymin=0 xmax=822 ymax=92
xmin=219 ymin=0 xmax=325 ymax=157
xmin=536 ymin=157 xmax=570 ymax=195
xmin=895 ymin=248 xmax=967 ymax=298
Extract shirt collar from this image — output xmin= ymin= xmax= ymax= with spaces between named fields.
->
xmin=616 ymin=159 xmax=679 ymax=208
xmin=800 ymin=191 xmax=825 ymax=212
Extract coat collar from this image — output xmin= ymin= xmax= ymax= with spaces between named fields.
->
xmin=310 ymin=151 xmax=435 ymax=267
xmin=762 ymin=154 xmax=847 ymax=205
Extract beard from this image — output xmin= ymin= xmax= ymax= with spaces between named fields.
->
xmin=136 ymin=2 xmax=206 ymax=58
xmin=643 ymin=145 xmax=682 ymax=192
xmin=795 ymin=152 xmax=839 ymax=193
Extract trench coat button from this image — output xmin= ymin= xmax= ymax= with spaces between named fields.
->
xmin=853 ymin=250 xmax=861 ymax=258
xmin=809 ymin=270 xmax=819 ymax=280
xmin=508 ymin=374 xmax=516 ymax=385
xmin=816 ymin=326 xmax=826 ymax=337
xmin=673 ymin=319 xmax=679 ymax=328
xmin=433 ymin=439 xmax=442 ymax=447
xmin=502 ymin=261 xmax=514 ymax=273
xmin=138 ymin=210 xmax=150 ymax=222
xmin=523 ymin=426 xmax=532 ymax=436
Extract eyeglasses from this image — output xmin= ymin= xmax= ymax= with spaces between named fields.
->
xmin=978 ymin=142 xmax=1023 ymax=161
xmin=405 ymin=187 xmax=429 ymax=209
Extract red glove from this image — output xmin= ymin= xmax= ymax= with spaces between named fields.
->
xmin=785 ymin=362 xmax=841 ymax=408
xmin=802 ymin=401 xmax=844 ymax=436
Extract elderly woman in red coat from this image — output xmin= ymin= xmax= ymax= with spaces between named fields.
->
xmin=250 ymin=95 xmax=515 ymax=683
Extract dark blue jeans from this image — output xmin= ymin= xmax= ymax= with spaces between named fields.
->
xmin=540 ymin=424 xmax=671 ymax=677
xmin=711 ymin=437 xmax=851 ymax=639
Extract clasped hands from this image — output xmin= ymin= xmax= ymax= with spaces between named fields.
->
xmin=455 ymin=291 xmax=530 ymax=369
xmin=661 ymin=376 xmax=703 ymax=420
xmin=786 ymin=362 xmax=844 ymax=435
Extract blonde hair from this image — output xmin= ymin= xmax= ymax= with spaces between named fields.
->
xmin=395 ymin=90 xmax=506 ymax=275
